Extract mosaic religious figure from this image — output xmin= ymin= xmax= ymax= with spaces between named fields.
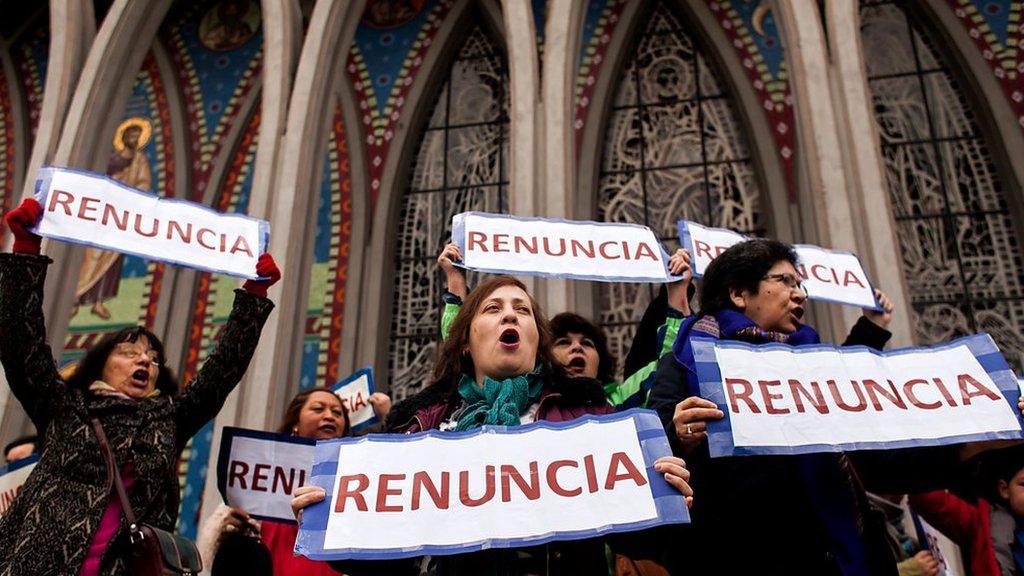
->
xmin=74 ymin=117 xmax=153 ymax=320
xmin=199 ymin=0 xmax=260 ymax=51
xmin=361 ymin=0 xmax=425 ymax=29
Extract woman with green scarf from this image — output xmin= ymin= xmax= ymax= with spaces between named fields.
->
xmin=292 ymin=274 xmax=691 ymax=575
xmin=436 ymin=243 xmax=693 ymax=410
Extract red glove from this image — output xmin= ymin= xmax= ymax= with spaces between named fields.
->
xmin=242 ymin=253 xmax=281 ymax=297
xmin=3 ymin=198 xmax=43 ymax=254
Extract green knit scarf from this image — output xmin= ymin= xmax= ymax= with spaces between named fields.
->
xmin=454 ymin=368 xmax=543 ymax=431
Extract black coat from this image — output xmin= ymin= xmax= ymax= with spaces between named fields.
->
xmin=647 ymin=315 xmax=959 ymax=576
xmin=0 ymin=253 xmax=274 ymax=575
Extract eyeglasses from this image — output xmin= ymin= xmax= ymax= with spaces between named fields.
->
xmin=113 ymin=346 xmax=161 ymax=366
xmin=762 ymin=273 xmax=804 ymax=291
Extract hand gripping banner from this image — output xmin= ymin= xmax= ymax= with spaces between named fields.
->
xmin=693 ymin=334 xmax=1024 ymax=457
xmin=294 ymin=409 xmax=688 ymax=561
xmin=32 ymin=166 xmax=269 ymax=278
xmin=0 ymin=455 xmax=38 ymax=520
xmin=216 ymin=428 xmax=316 ymax=523
xmin=677 ymin=220 xmax=882 ymax=310
xmin=452 ymin=212 xmax=681 ymax=283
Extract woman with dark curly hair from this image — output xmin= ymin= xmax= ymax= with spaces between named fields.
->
xmin=0 ymin=198 xmax=279 ymax=576
xmin=647 ymin=238 xmax=969 ymax=576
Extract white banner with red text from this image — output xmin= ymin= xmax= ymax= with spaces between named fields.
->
xmin=452 ymin=212 xmax=681 ymax=283
xmin=692 ymin=334 xmax=1024 ymax=457
xmin=0 ymin=455 xmax=38 ymax=520
xmin=677 ymin=220 xmax=882 ymax=310
xmin=912 ymin=513 xmax=967 ymax=576
xmin=330 ymin=368 xmax=378 ymax=433
xmin=216 ymin=428 xmax=315 ymax=523
xmin=32 ymin=166 xmax=269 ymax=278
xmin=295 ymin=409 xmax=688 ymax=561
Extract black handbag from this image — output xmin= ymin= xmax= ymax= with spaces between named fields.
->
xmin=90 ymin=418 xmax=203 ymax=575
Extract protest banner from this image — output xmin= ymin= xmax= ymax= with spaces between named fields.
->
xmin=294 ymin=409 xmax=687 ymax=561
xmin=677 ymin=220 xmax=882 ymax=310
xmin=216 ymin=428 xmax=315 ymax=523
xmin=452 ymin=212 xmax=679 ymax=283
xmin=676 ymin=220 xmax=745 ymax=275
xmin=0 ymin=455 xmax=38 ymax=519
xmin=32 ymin=166 xmax=269 ymax=278
xmin=912 ymin=513 xmax=967 ymax=576
xmin=330 ymin=368 xmax=378 ymax=433
xmin=693 ymin=334 xmax=1024 ymax=457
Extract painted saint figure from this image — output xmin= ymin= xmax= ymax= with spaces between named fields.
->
xmin=75 ymin=117 xmax=153 ymax=320
xmin=199 ymin=0 xmax=259 ymax=52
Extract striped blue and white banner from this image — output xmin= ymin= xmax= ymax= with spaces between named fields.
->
xmin=693 ymin=333 xmax=1023 ymax=457
xmin=295 ymin=409 xmax=687 ymax=561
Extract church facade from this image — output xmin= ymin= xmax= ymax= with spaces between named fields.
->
xmin=0 ymin=0 xmax=1021 ymax=537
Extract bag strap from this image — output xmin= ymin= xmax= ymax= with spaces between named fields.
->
xmin=90 ymin=417 xmax=139 ymax=531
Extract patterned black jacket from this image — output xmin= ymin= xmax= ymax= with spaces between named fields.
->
xmin=0 ymin=253 xmax=274 ymax=575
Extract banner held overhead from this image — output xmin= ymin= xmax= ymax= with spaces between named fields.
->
xmin=32 ymin=166 xmax=269 ymax=278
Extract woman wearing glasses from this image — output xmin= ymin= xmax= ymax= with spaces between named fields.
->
xmin=0 ymin=198 xmax=279 ymax=575
xmin=646 ymin=238 xmax=962 ymax=576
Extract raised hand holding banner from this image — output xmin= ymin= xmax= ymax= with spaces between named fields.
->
xmin=453 ymin=212 xmax=680 ymax=283
xmin=678 ymin=220 xmax=881 ymax=310
xmin=32 ymin=166 xmax=269 ymax=278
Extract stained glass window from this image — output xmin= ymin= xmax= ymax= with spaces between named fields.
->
xmin=388 ymin=26 xmax=509 ymax=400
xmin=861 ymin=1 xmax=1024 ymax=370
xmin=597 ymin=2 xmax=766 ymax=373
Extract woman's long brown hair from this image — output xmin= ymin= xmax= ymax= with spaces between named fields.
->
xmin=432 ymin=275 xmax=561 ymax=389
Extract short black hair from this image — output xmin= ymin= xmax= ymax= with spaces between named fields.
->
xmin=985 ymin=444 xmax=1024 ymax=484
xmin=698 ymin=238 xmax=799 ymax=315
xmin=3 ymin=435 xmax=37 ymax=459
xmin=550 ymin=312 xmax=616 ymax=384
xmin=64 ymin=326 xmax=178 ymax=396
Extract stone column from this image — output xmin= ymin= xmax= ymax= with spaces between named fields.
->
xmin=537 ymin=0 xmax=584 ymax=315
xmin=198 ymin=0 xmax=306 ymax=526
xmin=234 ymin=0 xmax=365 ymax=433
xmin=773 ymin=0 xmax=862 ymax=342
xmin=0 ymin=0 xmax=155 ymax=441
xmin=823 ymin=0 xmax=914 ymax=346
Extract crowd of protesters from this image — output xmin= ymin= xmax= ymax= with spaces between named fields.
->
xmin=1 ymin=195 xmax=1023 ymax=575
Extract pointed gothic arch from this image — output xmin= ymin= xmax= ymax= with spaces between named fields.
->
xmin=581 ymin=0 xmax=792 ymax=368
xmin=373 ymin=8 xmax=511 ymax=401
xmin=860 ymin=0 xmax=1024 ymax=370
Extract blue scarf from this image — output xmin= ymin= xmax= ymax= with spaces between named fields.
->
xmin=674 ymin=309 xmax=871 ymax=576
xmin=454 ymin=369 xmax=543 ymax=431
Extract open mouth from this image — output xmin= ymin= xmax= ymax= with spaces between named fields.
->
xmin=499 ymin=328 xmax=520 ymax=349
xmin=130 ymin=369 xmax=149 ymax=387
xmin=792 ymin=306 xmax=804 ymax=320
xmin=317 ymin=423 xmax=338 ymax=436
xmin=567 ymin=356 xmax=587 ymax=373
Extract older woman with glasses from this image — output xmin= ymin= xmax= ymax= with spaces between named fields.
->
xmin=0 ymin=198 xmax=279 ymax=575
xmin=647 ymin=238 xmax=963 ymax=576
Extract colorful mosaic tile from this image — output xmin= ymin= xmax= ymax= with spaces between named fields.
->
xmin=10 ymin=19 xmax=48 ymax=139
xmin=700 ymin=1 xmax=795 ymax=197
xmin=176 ymin=107 xmax=261 ymax=538
xmin=575 ymin=0 xmax=796 ymax=199
xmin=347 ymin=0 xmax=455 ymax=211
xmin=574 ymin=0 xmax=629 ymax=147
xmin=163 ymin=0 xmax=263 ymax=201
xmin=61 ymin=53 xmax=175 ymax=362
xmin=0 ymin=65 xmax=15 ymax=247
xmin=945 ymin=1 xmax=1024 ymax=131
xmin=301 ymin=106 xmax=353 ymax=391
